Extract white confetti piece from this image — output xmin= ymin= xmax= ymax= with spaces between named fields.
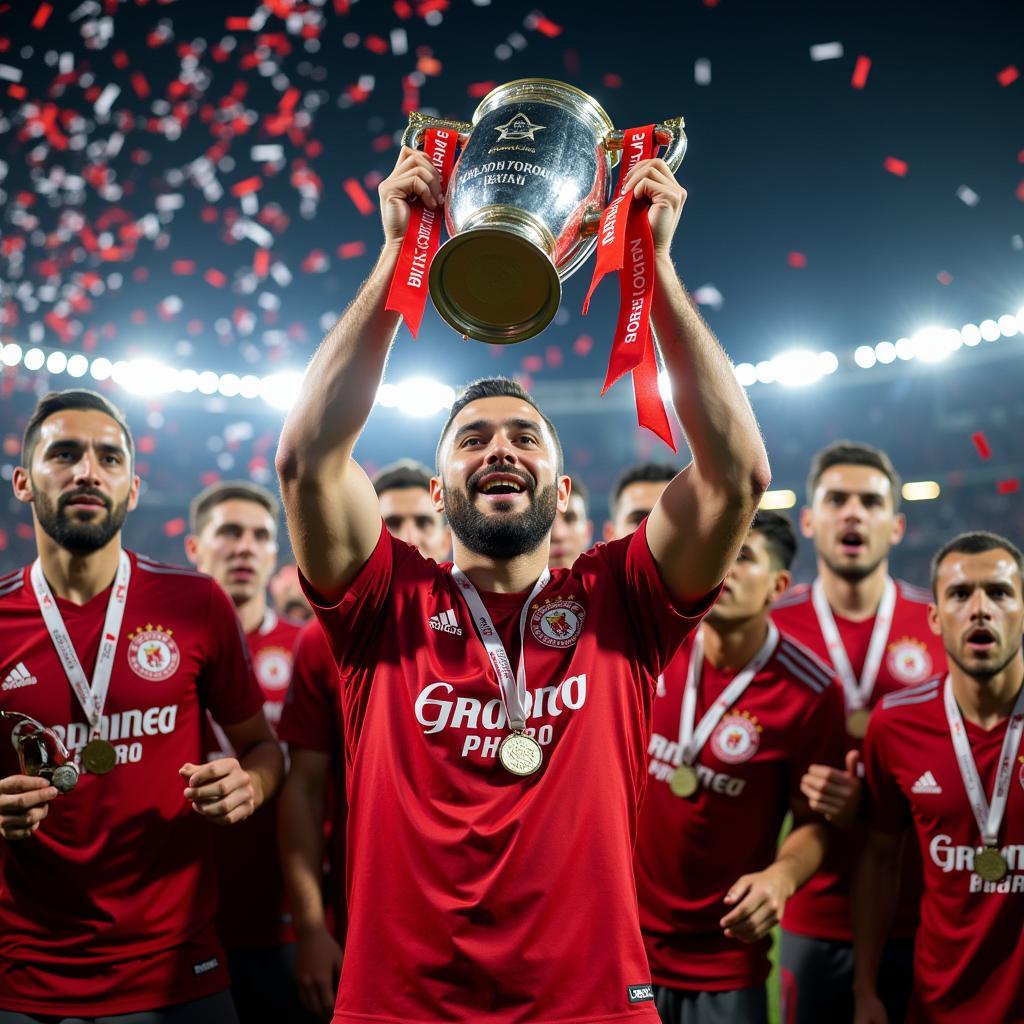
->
xmin=694 ymin=58 xmax=711 ymax=86
xmin=956 ymin=185 xmax=979 ymax=206
xmin=810 ymin=42 xmax=844 ymax=62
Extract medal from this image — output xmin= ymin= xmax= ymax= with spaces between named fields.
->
xmin=50 ymin=762 xmax=81 ymax=793
xmin=846 ymin=708 xmax=871 ymax=738
xmin=669 ymin=763 xmax=699 ymax=799
xmin=498 ymin=732 xmax=543 ymax=776
xmin=974 ymin=846 xmax=1009 ymax=883
xmin=82 ymin=738 xmax=117 ymax=775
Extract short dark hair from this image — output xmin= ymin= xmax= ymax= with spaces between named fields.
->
xmin=609 ymin=462 xmax=677 ymax=516
xmin=22 ymin=389 xmax=135 ymax=470
xmin=567 ymin=474 xmax=590 ymax=514
xmin=435 ymin=377 xmax=563 ymax=474
xmin=750 ymin=509 xmax=797 ymax=570
xmin=930 ymin=530 xmax=1024 ymax=596
xmin=189 ymin=480 xmax=280 ymax=536
xmin=373 ymin=459 xmax=433 ymax=496
xmin=806 ymin=440 xmax=901 ymax=511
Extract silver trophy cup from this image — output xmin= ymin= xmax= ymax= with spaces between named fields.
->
xmin=403 ymin=78 xmax=687 ymax=344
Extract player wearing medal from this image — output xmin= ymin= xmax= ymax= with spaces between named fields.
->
xmin=273 ymin=145 xmax=771 ymax=1022
xmin=184 ymin=481 xmax=313 ymax=1024
xmin=853 ymin=532 xmax=1024 ymax=1023
xmin=549 ymin=474 xmax=594 ymax=569
xmin=0 ymin=390 xmax=283 ymax=1023
xmin=277 ymin=460 xmax=447 ymax=1020
xmin=771 ymin=441 xmax=946 ymax=1024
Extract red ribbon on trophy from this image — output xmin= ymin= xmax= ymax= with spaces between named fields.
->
xmin=582 ymin=124 xmax=675 ymax=449
xmin=385 ymin=127 xmax=459 ymax=337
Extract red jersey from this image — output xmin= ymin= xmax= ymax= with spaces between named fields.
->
xmin=771 ymin=578 xmax=946 ymax=940
xmin=863 ymin=678 xmax=1024 ymax=1023
xmin=304 ymin=520 xmax=717 ymax=1024
xmin=0 ymin=552 xmax=263 ymax=1016
xmin=635 ymin=628 xmax=845 ymax=991
xmin=277 ymin=618 xmax=348 ymax=941
xmin=209 ymin=609 xmax=302 ymax=951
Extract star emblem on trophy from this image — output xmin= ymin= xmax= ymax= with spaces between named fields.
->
xmin=493 ymin=112 xmax=546 ymax=142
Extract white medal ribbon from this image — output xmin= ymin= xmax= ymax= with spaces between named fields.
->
xmin=812 ymin=576 xmax=896 ymax=713
xmin=450 ymin=566 xmax=550 ymax=732
xmin=677 ymin=621 xmax=779 ymax=765
xmin=30 ymin=550 xmax=131 ymax=740
xmin=943 ymin=674 xmax=1024 ymax=849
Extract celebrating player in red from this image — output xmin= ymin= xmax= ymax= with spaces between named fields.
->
xmin=0 ymin=390 xmax=283 ymax=1023
xmin=274 ymin=145 xmax=771 ymax=1022
xmin=772 ymin=441 xmax=946 ymax=1024
xmin=853 ymin=531 xmax=1024 ymax=1023
xmin=185 ymin=481 xmax=314 ymax=1023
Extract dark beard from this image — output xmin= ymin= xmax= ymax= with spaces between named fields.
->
xmin=444 ymin=474 xmax=557 ymax=560
xmin=946 ymin=641 xmax=1021 ymax=683
xmin=34 ymin=486 xmax=128 ymax=555
xmin=820 ymin=551 xmax=887 ymax=584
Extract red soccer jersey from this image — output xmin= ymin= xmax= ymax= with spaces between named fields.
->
xmin=209 ymin=609 xmax=302 ymax=951
xmin=0 ymin=552 xmax=263 ymax=1016
xmin=277 ymin=618 xmax=348 ymax=941
xmin=863 ymin=678 xmax=1024 ymax=1023
xmin=635 ymin=629 xmax=846 ymax=991
xmin=303 ymin=520 xmax=717 ymax=1024
xmin=771 ymin=578 xmax=946 ymax=940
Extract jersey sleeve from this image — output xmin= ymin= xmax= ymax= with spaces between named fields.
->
xmin=199 ymin=580 xmax=266 ymax=728
xmin=591 ymin=517 xmax=722 ymax=678
xmin=862 ymin=710 xmax=911 ymax=834
xmin=278 ymin=622 xmax=340 ymax=755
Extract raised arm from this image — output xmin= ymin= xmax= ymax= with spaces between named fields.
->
xmin=275 ymin=148 xmax=444 ymax=601
xmin=625 ymin=161 xmax=771 ymax=603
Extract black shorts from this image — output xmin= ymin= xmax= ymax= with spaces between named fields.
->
xmin=653 ymin=984 xmax=768 ymax=1024
xmin=0 ymin=990 xmax=238 ymax=1024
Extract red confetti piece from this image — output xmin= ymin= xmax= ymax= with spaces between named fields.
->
xmin=971 ymin=432 xmax=992 ymax=460
xmin=253 ymin=249 xmax=271 ymax=277
xmin=15 ymin=523 xmax=33 ymax=541
xmin=573 ymin=334 xmax=594 ymax=356
xmin=997 ymin=479 xmax=1020 ymax=495
xmin=851 ymin=55 xmax=871 ymax=89
xmin=225 ymin=16 xmax=251 ymax=30
xmin=545 ymin=345 xmax=563 ymax=367
xmin=7 ymin=83 xmax=25 ymax=99
xmin=883 ymin=156 xmax=908 ymax=177
xmin=522 ymin=355 xmax=543 ymax=373
xmin=1016 ymin=181 xmax=1024 ymax=202
xmin=364 ymin=35 xmax=388 ymax=54
xmin=533 ymin=16 xmax=563 ymax=38
xmin=936 ymin=270 xmax=952 ymax=285
xmin=417 ymin=56 xmax=442 ymax=76
xmin=130 ymin=72 xmax=150 ymax=99
xmin=997 ymin=65 xmax=1019 ymax=87
xmin=337 ymin=241 xmax=366 ymax=259
xmin=31 ymin=3 xmax=52 ymax=30
xmin=137 ymin=436 xmax=156 ymax=455
xmin=394 ymin=0 xmax=413 ymax=18
xmin=204 ymin=268 xmax=226 ymax=288
xmin=787 ymin=251 xmax=807 ymax=268
xmin=468 ymin=81 xmax=496 ymax=98
xmin=343 ymin=178 xmax=374 ymax=215
xmin=231 ymin=176 xmax=263 ymax=197
xmin=603 ymin=73 xmax=622 ymax=89
xmin=171 ymin=260 xmax=195 ymax=275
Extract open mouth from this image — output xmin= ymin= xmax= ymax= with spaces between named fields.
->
xmin=838 ymin=531 xmax=865 ymax=555
xmin=965 ymin=626 xmax=997 ymax=653
xmin=475 ymin=473 xmax=529 ymax=498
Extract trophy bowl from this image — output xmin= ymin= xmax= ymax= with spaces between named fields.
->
xmin=402 ymin=79 xmax=686 ymax=344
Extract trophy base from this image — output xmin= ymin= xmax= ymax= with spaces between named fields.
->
xmin=429 ymin=227 xmax=561 ymax=344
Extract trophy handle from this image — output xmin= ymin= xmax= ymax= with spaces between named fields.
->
xmin=603 ymin=118 xmax=688 ymax=172
xmin=402 ymin=110 xmax=474 ymax=150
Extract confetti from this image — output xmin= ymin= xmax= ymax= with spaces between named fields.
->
xmin=787 ymin=252 xmax=807 ymax=268
xmin=692 ymin=284 xmax=724 ymax=310
xmin=971 ymin=432 xmax=992 ymax=460
xmin=851 ymin=55 xmax=871 ymax=89
xmin=936 ymin=271 xmax=952 ymax=285
xmin=956 ymin=185 xmax=979 ymax=206
xmin=810 ymin=42 xmax=844 ymax=62
xmin=997 ymin=479 xmax=1020 ymax=495
xmin=694 ymin=59 xmax=711 ymax=86
xmin=996 ymin=65 xmax=1019 ymax=87
xmin=343 ymin=178 xmax=374 ymax=215
xmin=32 ymin=3 xmax=53 ymax=30
xmin=884 ymin=156 xmax=909 ymax=177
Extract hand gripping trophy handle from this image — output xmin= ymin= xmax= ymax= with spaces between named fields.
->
xmin=1 ymin=710 xmax=79 ymax=793
xmin=400 ymin=111 xmax=475 ymax=152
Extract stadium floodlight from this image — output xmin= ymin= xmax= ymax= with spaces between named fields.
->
xmin=960 ymin=323 xmax=981 ymax=346
xmin=46 ymin=351 xmax=68 ymax=374
xmin=217 ymin=373 xmax=242 ymax=398
xmin=854 ymin=345 xmax=876 ymax=369
xmin=913 ymin=326 xmax=959 ymax=364
xmin=24 ymin=348 xmax=45 ymax=371
xmin=772 ymin=349 xmax=825 ymax=388
xmin=66 ymin=354 xmax=89 ymax=377
xmin=734 ymin=362 xmax=757 ymax=387
xmin=657 ymin=370 xmax=673 ymax=401
xmin=1 ymin=343 xmax=22 ymax=367
xmin=997 ymin=314 xmax=1019 ymax=338
xmin=902 ymin=480 xmax=941 ymax=501
xmin=260 ymin=370 xmax=304 ymax=411
xmin=874 ymin=341 xmax=897 ymax=364
xmin=239 ymin=374 xmax=262 ymax=399
xmin=177 ymin=368 xmax=199 ymax=393
xmin=197 ymin=370 xmax=220 ymax=395
xmin=979 ymin=319 xmax=1000 ymax=342
xmin=760 ymin=489 xmax=797 ymax=510
xmin=894 ymin=337 xmax=915 ymax=361
xmin=377 ymin=377 xmax=456 ymax=417
xmin=90 ymin=357 xmax=112 ymax=380
xmin=111 ymin=358 xmax=177 ymax=396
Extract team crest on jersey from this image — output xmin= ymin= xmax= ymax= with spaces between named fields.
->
xmin=530 ymin=596 xmax=585 ymax=649
xmin=711 ymin=710 xmax=761 ymax=764
xmin=886 ymin=636 xmax=933 ymax=684
xmin=255 ymin=647 xmax=292 ymax=692
xmin=126 ymin=624 xmax=180 ymax=681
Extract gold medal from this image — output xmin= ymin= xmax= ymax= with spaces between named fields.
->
xmin=669 ymin=763 xmax=699 ymax=799
xmin=974 ymin=846 xmax=1008 ymax=883
xmin=498 ymin=732 xmax=543 ymax=776
xmin=846 ymin=708 xmax=871 ymax=738
xmin=82 ymin=738 xmax=117 ymax=775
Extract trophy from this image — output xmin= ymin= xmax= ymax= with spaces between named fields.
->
xmin=400 ymin=78 xmax=686 ymax=344
xmin=1 ymin=710 xmax=79 ymax=793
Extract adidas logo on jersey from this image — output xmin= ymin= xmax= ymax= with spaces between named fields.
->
xmin=912 ymin=770 xmax=942 ymax=794
xmin=428 ymin=609 xmax=463 ymax=636
xmin=2 ymin=662 xmax=38 ymax=691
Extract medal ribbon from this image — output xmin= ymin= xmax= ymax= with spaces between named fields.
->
xmin=943 ymin=675 xmax=1024 ymax=849
xmin=677 ymin=621 xmax=779 ymax=765
xmin=384 ymin=127 xmax=459 ymax=338
xmin=811 ymin=576 xmax=896 ymax=713
xmin=450 ymin=566 xmax=550 ymax=731
xmin=30 ymin=550 xmax=131 ymax=740
xmin=582 ymin=124 xmax=674 ymax=450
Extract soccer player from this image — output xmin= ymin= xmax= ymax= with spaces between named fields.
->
xmin=605 ymin=462 xmax=679 ymax=542
xmin=549 ymin=474 xmax=593 ymax=569
xmin=184 ymin=481 xmax=311 ymax=1023
xmin=0 ymin=390 xmax=283 ymax=1023
xmin=854 ymin=531 xmax=1024 ymax=1023
xmin=273 ymin=146 xmax=771 ymax=1022
xmin=772 ymin=441 xmax=947 ymax=1024
xmin=630 ymin=508 xmax=847 ymax=1024
xmin=277 ymin=460 xmax=447 ymax=1019
xmin=270 ymin=564 xmax=313 ymax=623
